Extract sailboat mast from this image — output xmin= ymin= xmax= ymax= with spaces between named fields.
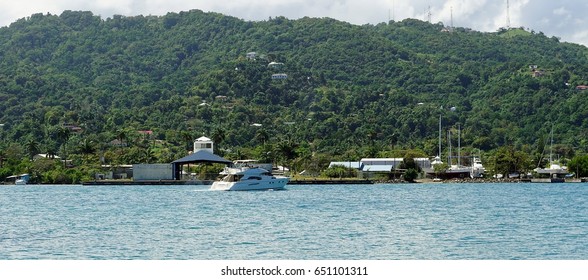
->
xmin=448 ymin=130 xmax=452 ymax=165
xmin=549 ymin=125 xmax=554 ymax=165
xmin=458 ymin=123 xmax=461 ymax=166
xmin=438 ymin=114 xmax=442 ymax=158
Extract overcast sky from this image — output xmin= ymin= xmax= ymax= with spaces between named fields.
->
xmin=1 ymin=0 xmax=587 ymax=47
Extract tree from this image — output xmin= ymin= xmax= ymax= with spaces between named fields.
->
xmin=323 ymin=165 xmax=357 ymax=178
xmin=25 ymin=138 xmax=40 ymax=160
xmin=275 ymin=139 xmax=299 ymax=169
xmin=567 ymin=155 xmax=588 ymax=178
xmin=79 ymin=138 xmax=96 ymax=155
xmin=254 ymin=128 xmax=270 ymax=144
xmin=56 ymin=127 xmax=71 ymax=167
xmin=181 ymin=131 xmax=193 ymax=152
xmin=492 ymin=146 xmax=532 ymax=176
xmin=403 ymin=168 xmax=419 ymax=182
xmin=211 ymin=127 xmax=226 ymax=154
xmin=116 ymin=128 xmax=127 ymax=146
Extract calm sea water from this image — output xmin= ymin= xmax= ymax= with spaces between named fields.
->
xmin=0 ymin=183 xmax=587 ymax=260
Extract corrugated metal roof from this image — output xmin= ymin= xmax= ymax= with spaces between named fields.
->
xmin=328 ymin=162 xmax=362 ymax=169
xmin=362 ymin=165 xmax=393 ymax=172
xmin=361 ymin=158 xmax=403 ymax=165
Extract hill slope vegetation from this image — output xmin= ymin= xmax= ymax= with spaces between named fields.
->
xmin=1 ymin=10 xmax=588 ymax=181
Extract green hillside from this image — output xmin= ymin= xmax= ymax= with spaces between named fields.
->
xmin=1 ymin=10 xmax=588 ymax=182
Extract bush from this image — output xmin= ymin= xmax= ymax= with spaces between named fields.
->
xmin=323 ymin=165 xmax=357 ymax=178
xmin=403 ymin=168 xmax=419 ymax=182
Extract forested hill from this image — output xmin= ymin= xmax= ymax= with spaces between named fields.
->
xmin=1 ymin=10 xmax=588 ymax=164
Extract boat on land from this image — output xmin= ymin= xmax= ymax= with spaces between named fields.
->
xmin=425 ymin=117 xmax=473 ymax=179
xmin=533 ymin=126 xmax=568 ymax=183
xmin=470 ymin=156 xmax=486 ymax=178
xmin=210 ymin=167 xmax=289 ymax=191
xmin=4 ymin=173 xmax=30 ymax=185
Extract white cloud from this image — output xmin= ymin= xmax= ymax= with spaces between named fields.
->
xmin=553 ymin=7 xmax=569 ymax=16
xmin=0 ymin=0 xmax=587 ymax=47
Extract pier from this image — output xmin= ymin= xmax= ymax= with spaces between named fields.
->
xmin=287 ymin=179 xmax=374 ymax=185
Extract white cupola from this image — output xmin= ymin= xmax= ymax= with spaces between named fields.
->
xmin=193 ymin=136 xmax=214 ymax=154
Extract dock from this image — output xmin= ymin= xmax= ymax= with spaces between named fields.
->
xmin=82 ymin=180 xmax=213 ymax=186
xmin=287 ymin=179 xmax=374 ymax=185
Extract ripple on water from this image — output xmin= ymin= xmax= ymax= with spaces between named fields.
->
xmin=0 ymin=183 xmax=587 ymax=259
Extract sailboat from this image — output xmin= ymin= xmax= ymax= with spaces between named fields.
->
xmin=425 ymin=116 xmax=470 ymax=179
xmin=425 ymin=115 xmax=444 ymax=179
xmin=444 ymin=124 xmax=471 ymax=178
xmin=533 ymin=125 xmax=568 ymax=183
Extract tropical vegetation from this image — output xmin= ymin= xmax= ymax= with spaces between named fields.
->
xmin=1 ymin=10 xmax=588 ymax=183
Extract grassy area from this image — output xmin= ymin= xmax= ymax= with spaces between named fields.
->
xmin=499 ymin=28 xmax=532 ymax=38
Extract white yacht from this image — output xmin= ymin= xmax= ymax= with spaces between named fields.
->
xmin=470 ymin=157 xmax=486 ymax=178
xmin=210 ymin=167 xmax=289 ymax=191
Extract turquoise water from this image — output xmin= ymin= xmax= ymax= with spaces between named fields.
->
xmin=0 ymin=183 xmax=587 ymax=260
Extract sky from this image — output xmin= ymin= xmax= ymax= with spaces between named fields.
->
xmin=0 ymin=0 xmax=587 ymax=47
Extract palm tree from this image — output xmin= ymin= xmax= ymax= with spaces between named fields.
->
xmin=56 ymin=126 xmax=71 ymax=167
xmin=143 ymin=148 xmax=156 ymax=163
xmin=25 ymin=138 xmax=40 ymax=160
xmin=79 ymin=138 xmax=96 ymax=155
xmin=254 ymin=128 xmax=270 ymax=144
xmin=43 ymin=139 xmax=59 ymax=159
xmin=275 ymin=139 xmax=299 ymax=172
xmin=116 ymin=128 xmax=127 ymax=146
xmin=181 ymin=131 xmax=193 ymax=152
xmin=0 ymin=148 xmax=5 ymax=168
xmin=78 ymin=138 xmax=97 ymax=165
xmin=211 ymin=127 xmax=226 ymax=154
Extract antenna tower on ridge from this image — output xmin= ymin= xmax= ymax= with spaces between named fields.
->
xmin=392 ymin=0 xmax=395 ymax=21
xmin=506 ymin=0 xmax=511 ymax=29
xmin=450 ymin=6 xmax=454 ymax=30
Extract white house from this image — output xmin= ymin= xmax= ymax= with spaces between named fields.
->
xmin=246 ymin=52 xmax=257 ymax=60
xmin=271 ymin=73 xmax=288 ymax=80
xmin=33 ymin=154 xmax=60 ymax=160
xmin=268 ymin=62 xmax=284 ymax=68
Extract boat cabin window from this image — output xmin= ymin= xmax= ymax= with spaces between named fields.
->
xmin=222 ymin=174 xmax=243 ymax=182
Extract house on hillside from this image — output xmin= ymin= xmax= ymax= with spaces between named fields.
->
xmin=33 ymin=154 xmax=60 ymax=160
xmin=246 ymin=52 xmax=257 ymax=60
xmin=271 ymin=73 xmax=288 ymax=80
xmin=268 ymin=62 xmax=284 ymax=68
xmin=63 ymin=123 xmax=83 ymax=133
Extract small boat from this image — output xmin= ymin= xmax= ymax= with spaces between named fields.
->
xmin=210 ymin=167 xmax=289 ymax=191
xmin=5 ymin=173 xmax=30 ymax=185
xmin=470 ymin=157 xmax=486 ymax=178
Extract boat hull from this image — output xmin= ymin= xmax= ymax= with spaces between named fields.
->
xmin=210 ymin=178 xmax=288 ymax=191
